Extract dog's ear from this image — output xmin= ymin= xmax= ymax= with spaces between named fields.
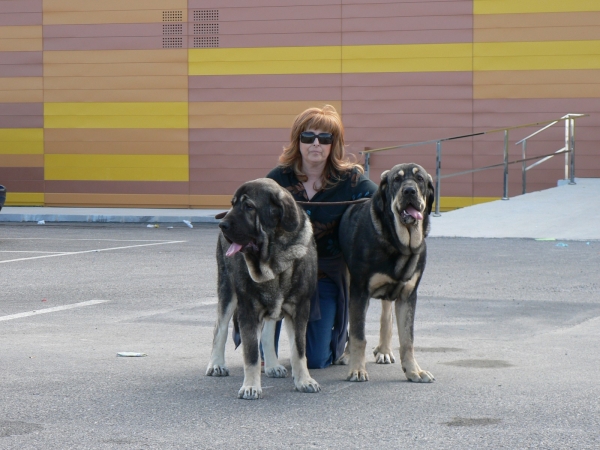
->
xmin=426 ymin=173 xmax=435 ymax=216
xmin=373 ymin=170 xmax=389 ymax=213
xmin=271 ymin=190 xmax=301 ymax=232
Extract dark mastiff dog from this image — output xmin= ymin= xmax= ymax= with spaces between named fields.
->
xmin=339 ymin=163 xmax=435 ymax=383
xmin=206 ymin=178 xmax=321 ymax=399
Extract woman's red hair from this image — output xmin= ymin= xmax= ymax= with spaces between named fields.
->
xmin=278 ymin=105 xmax=363 ymax=189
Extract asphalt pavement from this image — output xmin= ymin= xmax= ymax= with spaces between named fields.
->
xmin=0 ymin=179 xmax=598 ymax=449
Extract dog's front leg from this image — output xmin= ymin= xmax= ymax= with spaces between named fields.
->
xmin=206 ymin=294 xmax=236 ymax=377
xmin=395 ymin=293 xmax=434 ymax=383
xmin=262 ymin=319 xmax=287 ymax=378
xmin=283 ymin=315 xmax=320 ymax=393
xmin=347 ymin=294 xmax=370 ymax=382
xmin=238 ymin=319 xmax=263 ymax=399
xmin=373 ymin=300 xmax=396 ymax=364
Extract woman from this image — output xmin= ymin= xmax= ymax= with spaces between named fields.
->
xmin=267 ymin=105 xmax=377 ymax=369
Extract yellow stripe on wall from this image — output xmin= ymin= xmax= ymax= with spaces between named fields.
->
xmin=0 ymin=39 xmax=42 ymax=52
xmin=343 ymin=43 xmax=472 ymax=73
xmin=44 ymin=102 xmax=188 ymax=128
xmin=45 ymin=154 xmax=189 ymax=181
xmin=189 ymin=46 xmax=342 ymax=75
xmin=0 ymin=26 xmax=42 ymax=39
xmin=474 ymin=0 xmax=600 ymax=15
xmin=45 ymin=193 xmax=190 ymax=207
xmin=0 ymin=129 xmax=44 ymax=154
xmin=474 ymin=41 xmax=600 ymax=71
xmin=189 ymin=44 xmax=472 ymax=76
xmin=5 ymin=192 xmax=44 ymax=206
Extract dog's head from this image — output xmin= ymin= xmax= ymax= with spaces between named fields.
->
xmin=219 ymin=178 xmax=303 ymax=257
xmin=377 ymin=163 xmax=434 ymax=227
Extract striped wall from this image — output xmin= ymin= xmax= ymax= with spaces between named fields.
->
xmin=0 ymin=0 xmax=43 ymax=205
xmin=0 ymin=0 xmax=598 ymax=209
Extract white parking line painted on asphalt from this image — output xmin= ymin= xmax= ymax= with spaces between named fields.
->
xmin=0 ymin=251 xmax=68 ymax=254
xmin=198 ymin=300 xmax=218 ymax=306
xmin=0 ymin=240 xmax=186 ymax=264
xmin=0 ymin=300 xmax=109 ymax=322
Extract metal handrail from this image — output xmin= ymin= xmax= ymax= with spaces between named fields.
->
xmin=361 ymin=114 xmax=589 ymax=216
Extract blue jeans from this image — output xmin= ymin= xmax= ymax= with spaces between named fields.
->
xmin=269 ymin=277 xmax=338 ymax=369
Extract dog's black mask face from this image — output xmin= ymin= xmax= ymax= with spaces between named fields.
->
xmin=219 ymin=179 xmax=301 ymax=257
xmin=380 ymin=163 xmax=434 ymax=226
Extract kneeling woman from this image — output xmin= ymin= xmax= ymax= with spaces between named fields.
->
xmin=267 ymin=105 xmax=377 ymax=369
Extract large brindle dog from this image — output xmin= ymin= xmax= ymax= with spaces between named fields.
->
xmin=206 ymin=178 xmax=321 ymax=399
xmin=339 ymin=163 xmax=435 ymax=383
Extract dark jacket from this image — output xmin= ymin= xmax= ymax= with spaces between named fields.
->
xmin=267 ymin=165 xmax=377 ymax=361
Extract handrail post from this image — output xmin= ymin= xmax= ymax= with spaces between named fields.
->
xmin=569 ymin=117 xmax=576 ymax=185
xmin=564 ymin=119 xmax=569 ymax=180
xmin=433 ymin=140 xmax=442 ymax=216
xmin=502 ymin=130 xmax=509 ymax=200
xmin=522 ymin=140 xmax=527 ymax=195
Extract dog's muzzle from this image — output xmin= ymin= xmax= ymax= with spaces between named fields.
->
xmin=397 ymin=186 xmax=424 ymax=224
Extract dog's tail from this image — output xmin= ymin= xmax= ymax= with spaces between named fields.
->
xmin=231 ymin=308 xmax=241 ymax=349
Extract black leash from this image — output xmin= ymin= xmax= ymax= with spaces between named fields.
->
xmin=214 ymin=197 xmax=369 ymax=220
xmin=296 ymin=198 xmax=369 ymax=207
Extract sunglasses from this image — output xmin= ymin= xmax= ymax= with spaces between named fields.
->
xmin=299 ymin=132 xmax=334 ymax=145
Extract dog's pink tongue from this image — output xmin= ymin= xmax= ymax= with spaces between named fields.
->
xmin=406 ymin=205 xmax=423 ymax=220
xmin=226 ymin=242 xmax=243 ymax=257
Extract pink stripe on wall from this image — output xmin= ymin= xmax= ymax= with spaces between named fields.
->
xmin=190 ymin=141 xmax=289 ymax=157
xmin=0 ymin=65 xmax=43 ymax=77
xmin=0 ymin=115 xmax=43 ymax=128
xmin=44 ymin=24 xmax=180 ymax=39
xmin=0 ymin=52 xmax=43 ymax=77
xmin=341 ymin=29 xmax=472 ymax=46
xmin=0 ymin=168 xmax=44 ymax=192
xmin=189 ymin=128 xmax=289 ymax=143
xmin=0 ymin=0 xmax=42 ymax=14
xmin=0 ymin=13 xmax=42 ymax=26
xmin=342 ymin=1 xmax=472 ymax=18
xmin=189 ymin=74 xmax=342 ymax=89
xmin=194 ymin=33 xmax=340 ymax=49
xmin=189 ymin=86 xmax=342 ymax=102
xmin=189 ymin=74 xmax=342 ymax=102
xmin=0 ymin=51 xmax=43 ymax=65
xmin=0 ymin=103 xmax=43 ymax=116
xmin=189 ymin=0 xmax=339 ymax=6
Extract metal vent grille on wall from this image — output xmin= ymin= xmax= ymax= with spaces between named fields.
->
xmin=194 ymin=9 xmax=218 ymax=21
xmin=163 ymin=37 xmax=183 ymax=48
xmin=163 ymin=24 xmax=183 ymax=35
xmin=194 ymin=23 xmax=218 ymax=35
xmin=163 ymin=10 xmax=183 ymax=22
xmin=193 ymin=36 xmax=219 ymax=48
xmin=162 ymin=11 xmax=183 ymax=48
xmin=193 ymin=10 xmax=219 ymax=48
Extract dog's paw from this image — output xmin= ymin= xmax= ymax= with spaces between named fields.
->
xmin=264 ymin=364 xmax=288 ymax=378
xmin=404 ymin=368 xmax=435 ymax=383
xmin=238 ymin=385 xmax=263 ymax=400
xmin=205 ymin=364 xmax=229 ymax=377
xmin=333 ymin=352 xmax=349 ymax=365
xmin=346 ymin=370 xmax=369 ymax=382
xmin=294 ymin=377 xmax=321 ymax=393
xmin=373 ymin=346 xmax=396 ymax=364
